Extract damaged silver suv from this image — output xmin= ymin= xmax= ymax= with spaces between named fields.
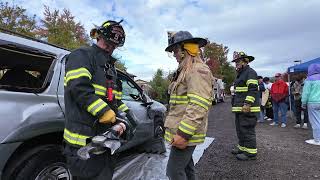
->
xmin=0 ymin=29 xmax=166 ymax=180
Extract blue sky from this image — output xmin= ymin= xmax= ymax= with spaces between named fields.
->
xmin=12 ymin=0 xmax=320 ymax=80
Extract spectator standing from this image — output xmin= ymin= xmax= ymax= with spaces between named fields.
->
xmin=301 ymin=63 xmax=320 ymax=145
xmin=292 ymin=76 xmax=309 ymax=129
xmin=257 ymin=76 xmax=266 ymax=122
xmin=270 ymin=73 xmax=288 ymax=127
xmin=263 ymin=77 xmax=273 ymax=121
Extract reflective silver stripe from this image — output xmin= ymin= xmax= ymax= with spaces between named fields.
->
xmin=118 ymin=104 xmax=129 ymax=112
xmin=245 ymin=96 xmax=255 ymax=103
xmin=87 ymin=99 xmax=108 ymax=116
xmin=187 ymin=94 xmax=210 ymax=110
xmin=63 ymin=128 xmax=89 ymax=146
xmin=246 ymin=79 xmax=258 ymax=86
xmin=65 ymin=68 xmax=92 ymax=84
xmin=169 ymin=95 xmax=188 ymax=104
xmin=178 ymin=121 xmax=196 ymax=135
xmin=93 ymin=84 xmax=106 ymax=96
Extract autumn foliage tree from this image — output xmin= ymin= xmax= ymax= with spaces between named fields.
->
xmin=0 ymin=2 xmax=37 ymax=37
xmin=37 ymin=6 xmax=89 ymax=50
xmin=204 ymin=42 xmax=236 ymax=92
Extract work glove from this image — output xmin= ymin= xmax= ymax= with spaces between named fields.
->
xmin=171 ymin=134 xmax=188 ymax=149
xmin=242 ymin=103 xmax=251 ymax=113
xmin=99 ymin=109 xmax=116 ymax=124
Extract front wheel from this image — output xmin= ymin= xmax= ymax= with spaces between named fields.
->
xmin=3 ymin=144 xmax=72 ymax=180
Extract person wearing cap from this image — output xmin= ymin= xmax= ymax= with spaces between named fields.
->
xmin=257 ymin=76 xmax=266 ymax=123
xmin=270 ymin=73 xmax=289 ymax=127
xmin=231 ymin=51 xmax=260 ymax=161
xmin=263 ymin=77 xmax=274 ymax=121
xmin=164 ymin=31 xmax=213 ymax=179
xmin=63 ymin=20 xmax=131 ymax=179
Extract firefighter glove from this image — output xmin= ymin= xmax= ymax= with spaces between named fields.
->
xmin=242 ymin=103 xmax=251 ymax=113
xmin=99 ymin=109 xmax=116 ymax=124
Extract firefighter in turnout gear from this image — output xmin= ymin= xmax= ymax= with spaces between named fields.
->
xmin=231 ymin=51 xmax=260 ymax=161
xmin=63 ymin=20 xmax=131 ymax=179
xmin=164 ymin=31 xmax=213 ymax=180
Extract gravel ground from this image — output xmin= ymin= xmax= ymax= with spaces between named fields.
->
xmin=196 ymin=97 xmax=320 ymax=180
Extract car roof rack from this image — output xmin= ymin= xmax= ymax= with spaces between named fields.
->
xmin=0 ymin=27 xmax=70 ymax=51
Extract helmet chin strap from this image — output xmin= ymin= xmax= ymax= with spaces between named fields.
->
xmin=236 ymin=61 xmax=248 ymax=71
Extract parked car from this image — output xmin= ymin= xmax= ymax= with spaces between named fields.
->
xmin=0 ymin=29 xmax=166 ymax=180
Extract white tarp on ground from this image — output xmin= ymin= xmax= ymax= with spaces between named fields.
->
xmin=113 ymin=137 xmax=214 ymax=180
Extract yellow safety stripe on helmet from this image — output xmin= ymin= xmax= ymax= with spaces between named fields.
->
xmin=164 ymin=129 xmax=205 ymax=143
xmin=118 ymin=104 xmax=129 ymax=112
xmin=246 ymin=79 xmax=258 ymax=86
xmin=187 ymin=93 xmax=211 ymax=110
xmin=63 ymin=128 xmax=89 ymax=146
xmin=65 ymin=68 xmax=92 ymax=85
xmin=245 ymin=96 xmax=255 ymax=103
xmin=112 ymin=90 xmax=122 ymax=100
xmin=178 ymin=121 xmax=196 ymax=136
xmin=92 ymin=84 xmax=106 ymax=96
xmin=102 ymin=22 xmax=111 ymax=27
xmin=169 ymin=95 xmax=188 ymax=104
xmin=242 ymin=147 xmax=257 ymax=154
xmin=87 ymin=99 xmax=108 ymax=116
xmin=235 ymin=87 xmax=248 ymax=92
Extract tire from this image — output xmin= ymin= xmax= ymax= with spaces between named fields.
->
xmin=3 ymin=144 xmax=72 ymax=180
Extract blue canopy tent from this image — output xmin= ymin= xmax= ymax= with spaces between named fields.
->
xmin=286 ymin=57 xmax=320 ymax=113
xmin=288 ymin=57 xmax=320 ymax=73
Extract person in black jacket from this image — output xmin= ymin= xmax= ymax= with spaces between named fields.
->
xmin=231 ymin=51 xmax=260 ymax=161
xmin=63 ymin=20 xmax=131 ymax=180
xmin=257 ymin=76 xmax=266 ymax=122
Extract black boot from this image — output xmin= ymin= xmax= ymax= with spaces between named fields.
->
xmin=236 ymin=153 xmax=257 ymax=161
xmin=231 ymin=148 xmax=243 ymax=155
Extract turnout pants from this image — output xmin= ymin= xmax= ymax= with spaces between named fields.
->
xmin=64 ymin=144 xmax=116 ymax=180
xmin=167 ymin=146 xmax=196 ymax=180
xmin=235 ymin=113 xmax=257 ymax=156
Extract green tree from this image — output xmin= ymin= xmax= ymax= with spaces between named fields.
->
xmin=115 ymin=60 xmax=127 ymax=72
xmin=37 ymin=6 xmax=89 ymax=49
xmin=150 ymin=69 xmax=170 ymax=104
xmin=0 ymin=2 xmax=37 ymax=37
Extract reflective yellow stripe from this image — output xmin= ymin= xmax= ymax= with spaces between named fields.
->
xmin=235 ymin=87 xmax=248 ymax=92
xmin=250 ymin=107 xmax=260 ymax=112
xmin=246 ymin=79 xmax=258 ymax=86
xmin=178 ymin=121 xmax=197 ymax=135
xmin=87 ymin=99 xmax=108 ymax=116
xmin=63 ymin=128 xmax=89 ymax=146
xmin=65 ymin=68 xmax=92 ymax=84
xmin=93 ymin=84 xmax=106 ymax=96
xmin=170 ymin=95 xmax=188 ymax=104
xmin=64 ymin=77 xmax=67 ymax=86
xmin=187 ymin=93 xmax=211 ymax=110
xmin=245 ymin=96 xmax=255 ymax=103
xmin=243 ymin=147 xmax=257 ymax=154
xmin=118 ymin=104 xmax=129 ymax=112
xmin=232 ymin=107 xmax=242 ymax=112
xmin=232 ymin=106 xmax=260 ymax=112
xmin=164 ymin=129 xmax=205 ymax=143
xmin=113 ymin=90 xmax=122 ymax=100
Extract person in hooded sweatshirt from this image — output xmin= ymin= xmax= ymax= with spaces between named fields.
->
xmin=301 ymin=63 xmax=320 ymax=146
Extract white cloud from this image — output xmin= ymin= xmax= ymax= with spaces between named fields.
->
xmin=13 ymin=0 xmax=320 ymax=80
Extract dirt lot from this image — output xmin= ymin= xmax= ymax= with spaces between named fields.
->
xmin=196 ymin=98 xmax=320 ymax=180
